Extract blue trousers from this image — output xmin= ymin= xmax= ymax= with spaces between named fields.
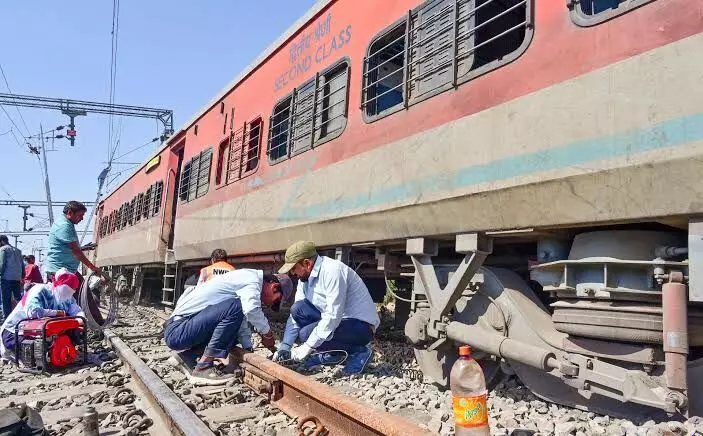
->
xmin=163 ymin=298 xmax=244 ymax=359
xmin=1 ymin=280 xmax=22 ymax=319
xmin=292 ymin=299 xmax=373 ymax=353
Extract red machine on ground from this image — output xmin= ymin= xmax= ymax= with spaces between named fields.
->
xmin=14 ymin=317 xmax=87 ymax=373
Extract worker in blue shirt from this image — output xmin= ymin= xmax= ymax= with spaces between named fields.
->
xmin=274 ymin=240 xmax=380 ymax=375
xmin=45 ymin=201 xmax=107 ymax=326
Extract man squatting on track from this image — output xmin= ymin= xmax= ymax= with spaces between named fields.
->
xmin=162 ymin=269 xmax=294 ymax=384
xmin=273 ymin=240 xmax=381 ymax=376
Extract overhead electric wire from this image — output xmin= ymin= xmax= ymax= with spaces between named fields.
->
xmin=112 ymin=137 xmax=159 ymax=162
xmin=0 ymin=62 xmax=31 ymax=137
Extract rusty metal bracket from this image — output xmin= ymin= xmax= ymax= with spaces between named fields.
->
xmin=241 ymin=362 xmax=282 ymax=401
xmin=298 ymin=416 xmax=327 ymax=436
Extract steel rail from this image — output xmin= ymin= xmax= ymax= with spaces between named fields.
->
xmin=104 ymin=329 xmax=215 ymax=436
xmin=231 ymin=348 xmax=435 ymax=436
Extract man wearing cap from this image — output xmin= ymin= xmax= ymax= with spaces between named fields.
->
xmin=163 ymin=269 xmax=293 ymax=384
xmin=274 ymin=241 xmax=380 ymax=375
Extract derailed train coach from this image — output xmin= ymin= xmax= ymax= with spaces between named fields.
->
xmin=92 ymin=0 xmax=703 ymax=418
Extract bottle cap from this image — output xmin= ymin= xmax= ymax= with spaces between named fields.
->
xmin=459 ymin=345 xmax=471 ymax=357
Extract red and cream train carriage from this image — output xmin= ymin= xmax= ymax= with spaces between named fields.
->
xmin=93 ymin=0 xmax=703 ymax=418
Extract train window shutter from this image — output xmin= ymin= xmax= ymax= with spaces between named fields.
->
xmin=314 ymin=61 xmax=349 ymax=144
xmin=227 ymin=126 xmax=245 ymax=183
xmin=291 ymin=81 xmax=315 ymax=156
xmin=195 ymin=148 xmax=212 ymax=199
xmin=570 ymin=0 xmax=656 ymax=26
xmin=408 ymin=0 xmax=455 ymax=104
xmin=188 ymin=154 xmax=201 ymax=201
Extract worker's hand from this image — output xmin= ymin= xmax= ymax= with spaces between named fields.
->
xmin=54 ymin=310 xmax=66 ymax=318
xmin=272 ymin=349 xmax=290 ymax=362
xmin=260 ymin=331 xmax=276 ymax=350
xmin=291 ymin=343 xmax=313 ymax=362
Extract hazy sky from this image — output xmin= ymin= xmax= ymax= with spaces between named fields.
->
xmin=0 ymin=1 xmax=318 ymax=258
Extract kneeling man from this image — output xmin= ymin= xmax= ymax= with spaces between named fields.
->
xmin=274 ymin=241 xmax=380 ymax=375
xmin=164 ymin=269 xmax=293 ymax=384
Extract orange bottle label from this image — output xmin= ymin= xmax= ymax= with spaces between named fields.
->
xmin=453 ymin=393 xmax=488 ymax=428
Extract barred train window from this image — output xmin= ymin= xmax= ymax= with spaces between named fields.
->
xmin=151 ymin=180 xmax=164 ymax=216
xmin=569 ymin=0 xmax=656 ymax=26
xmin=142 ymin=186 xmax=152 ymax=220
xmin=217 ymin=118 xmax=263 ymax=184
xmin=179 ymin=148 xmax=212 ymax=203
xmin=363 ymin=0 xmax=533 ymax=120
xmin=267 ymin=59 xmax=350 ymax=164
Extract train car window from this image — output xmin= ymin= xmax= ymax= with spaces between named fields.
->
xmin=108 ymin=211 xmax=115 ymax=234
xmin=569 ymin=0 xmax=655 ymax=26
xmin=245 ymin=118 xmax=263 ymax=173
xmin=179 ymin=149 xmax=212 ymax=203
xmin=362 ymin=0 xmax=533 ymax=122
xmin=134 ymin=193 xmax=144 ymax=223
xmin=142 ymin=186 xmax=152 ymax=220
xmin=216 ymin=136 xmax=231 ymax=186
xmin=221 ymin=118 xmax=263 ymax=184
xmin=150 ymin=181 xmax=162 ymax=217
xmin=268 ymin=96 xmax=293 ymax=164
xmin=314 ymin=60 xmax=349 ymax=145
xmin=267 ymin=59 xmax=350 ymax=165
xmin=127 ymin=198 xmax=136 ymax=226
xmin=363 ymin=23 xmax=406 ymax=119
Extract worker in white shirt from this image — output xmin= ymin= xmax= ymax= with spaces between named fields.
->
xmin=273 ymin=241 xmax=380 ymax=375
xmin=163 ymin=269 xmax=294 ymax=385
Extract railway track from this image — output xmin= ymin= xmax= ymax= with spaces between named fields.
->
xmin=2 ymin=301 xmax=701 ymax=436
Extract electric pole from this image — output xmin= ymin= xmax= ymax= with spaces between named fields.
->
xmin=11 ymin=235 xmax=19 ymax=246
xmin=39 ymin=124 xmax=55 ymax=225
xmin=18 ymin=205 xmax=32 ymax=231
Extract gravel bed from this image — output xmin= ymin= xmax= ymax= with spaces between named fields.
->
xmin=5 ymin=301 xmax=701 ymax=436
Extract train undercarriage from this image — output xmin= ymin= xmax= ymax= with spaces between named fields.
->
xmin=101 ymin=218 xmax=702 ymax=420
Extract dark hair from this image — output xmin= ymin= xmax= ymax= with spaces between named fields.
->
xmin=64 ymin=201 xmax=87 ymax=215
xmin=263 ymin=274 xmax=279 ymax=284
xmin=27 ymin=255 xmax=35 ymax=263
xmin=211 ymin=249 xmax=227 ymax=262
xmin=0 ymin=235 xmax=7 ymax=244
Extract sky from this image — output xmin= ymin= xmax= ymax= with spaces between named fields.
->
xmin=0 ymin=1 xmax=318 ymax=260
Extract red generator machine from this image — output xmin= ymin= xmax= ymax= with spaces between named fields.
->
xmin=14 ymin=317 xmax=87 ymax=373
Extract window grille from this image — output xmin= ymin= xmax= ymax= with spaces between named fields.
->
xmin=179 ymin=149 xmax=212 ymax=202
xmin=134 ymin=193 xmax=144 ymax=223
xmin=127 ymin=198 xmax=136 ymax=226
xmin=569 ymin=0 xmax=655 ymax=26
xmin=362 ymin=0 xmax=533 ymax=119
xmin=116 ymin=205 xmax=124 ymax=231
xmin=108 ymin=211 xmax=116 ymax=234
xmin=267 ymin=59 xmax=350 ymax=164
xmin=152 ymin=180 xmax=164 ymax=216
xmin=224 ymin=118 xmax=263 ymax=183
xmin=142 ymin=186 xmax=152 ymax=220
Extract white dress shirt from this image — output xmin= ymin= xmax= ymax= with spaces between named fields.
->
xmin=282 ymin=256 xmax=380 ymax=349
xmin=171 ymin=269 xmax=270 ymax=335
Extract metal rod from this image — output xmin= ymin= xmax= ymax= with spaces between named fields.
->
xmin=39 ymin=124 xmax=55 ymax=225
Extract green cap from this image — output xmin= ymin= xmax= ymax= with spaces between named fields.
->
xmin=278 ymin=240 xmax=317 ymax=274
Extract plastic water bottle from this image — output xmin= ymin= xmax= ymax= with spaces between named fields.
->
xmin=450 ymin=345 xmax=490 ymax=435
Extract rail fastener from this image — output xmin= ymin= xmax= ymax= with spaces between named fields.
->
xmin=231 ymin=347 xmax=436 ymax=436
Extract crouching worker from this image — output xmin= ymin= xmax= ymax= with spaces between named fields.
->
xmin=0 ymin=268 xmax=84 ymax=360
xmin=273 ymin=241 xmax=380 ymax=375
xmin=163 ymin=269 xmax=293 ymax=385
